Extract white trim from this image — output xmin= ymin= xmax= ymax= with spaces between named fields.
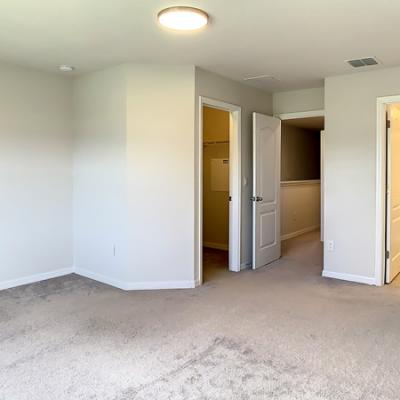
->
xmin=280 ymin=180 xmax=320 ymax=187
xmin=375 ymin=95 xmax=400 ymax=286
xmin=0 ymin=267 xmax=74 ymax=291
xmin=74 ymin=267 xmax=129 ymax=290
xmin=276 ymin=109 xmax=325 ymax=120
xmin=320 ymin=130 xmax=325 ymax=242
xmin=75 ymin=267 xmax=197 ymax=291
xmin=281 ymin=226 xmax=320 ymax=241
xmin=197 ymin=96 xmax=242 ymax=286
xmin=203 ymin=241 xmax=229 ymax=251
xmin=322 ymin=270 xmax=376 ymax=286
xmin=1 ymin=267 xmax=198 ymax=292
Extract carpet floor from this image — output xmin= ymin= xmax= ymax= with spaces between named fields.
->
xmin=1 ymin=231 xmax=400 ymax=399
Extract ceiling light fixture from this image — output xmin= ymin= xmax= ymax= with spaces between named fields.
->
xmin=158 ymin=6 xmax=208 ymax=31
xmin=58 ymin=65 xmax=75 ymax=72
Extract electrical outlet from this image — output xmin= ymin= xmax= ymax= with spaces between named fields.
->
xmin=327 ymin=240 xmax=335 ymax=252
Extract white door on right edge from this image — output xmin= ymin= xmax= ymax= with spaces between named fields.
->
xmin=386 ymin=105 xmax=400 ymax=283
xmin=252 ymin=112 xmax=281 ymax=269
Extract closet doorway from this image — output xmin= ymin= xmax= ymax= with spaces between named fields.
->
xmin=198 ymin=97 xmax=241 ymax=284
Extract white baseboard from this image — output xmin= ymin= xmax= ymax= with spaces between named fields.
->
xmin=281 ymin=225 xmax=320 ymax=241
xmin=0 ymin=267 xmax=75 ymax=291
xmin=74 ymin=267 xmax=130 ymax=290
xmin=125 ymin=280 xmax=197 ymax=291
xmin=203 ymin=241 xmax=229 ymax=251
xmin=1 ymin=267 xmax=198 ymax=292
xmin=74 ymin=267 xmax=197 ymax=291
xmin=322 ymin=270 xmax=377 ymax=285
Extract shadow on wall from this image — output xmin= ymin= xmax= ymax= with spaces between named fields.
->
xmin=281 ymin=122 xmax=321 ymax=181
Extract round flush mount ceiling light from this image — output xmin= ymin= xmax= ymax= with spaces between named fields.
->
xmin=58 ymin=65 xmax=75 ymax=72
xmin=158 ymin=6 xmax=208 ymax=31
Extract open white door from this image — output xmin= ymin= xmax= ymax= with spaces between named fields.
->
xmin=386 ymin=105 xmax=400 ymax=283
xmin=252 ymin=113 xmax=281 ymax=269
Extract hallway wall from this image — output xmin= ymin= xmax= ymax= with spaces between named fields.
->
xmin=281 ymin=124 xmax=320 ymax=181
xmin=281 ymin=181 xmax=321 ymax=240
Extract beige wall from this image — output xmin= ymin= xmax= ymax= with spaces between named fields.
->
xmin=203 ymin=107 xmax=230 ymax=249
xmin=273 ymin=87 xmax=324 ymax=114
xmin=0 ymin=62 xmax=73 ymax=287
xmin=73 ymin=65 xmax=128 ymax=281
xmin=74 ymin=63 xmax=197 ymax=287
xmin=281 ymin=181 xmax=321 ymax=240
xmin=127 ymin=64 xmax=196 ymax=284
xmin=324 ymin=65 xmax=400 ymax=282
xmin=196 ymin=68 xmax=273 ymax=269
xmin=281 ymin=123 xmax=320 ymax=181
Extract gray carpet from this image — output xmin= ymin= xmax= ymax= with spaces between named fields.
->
xmin=1 ymin=231 xmax=400 ymax=399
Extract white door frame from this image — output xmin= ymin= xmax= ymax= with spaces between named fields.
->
xmin=375 ymin=95 xmax=400 ymax=286
xmin=275 ymin=109 xmax=325 ymax=121
xmin=197 ymin=96 xmax=242 ymax=284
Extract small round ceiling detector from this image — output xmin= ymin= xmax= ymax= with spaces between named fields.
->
xmin=158 ymin=6 xmax=209 ymax=31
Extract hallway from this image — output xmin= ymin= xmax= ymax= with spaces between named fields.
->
xmin=203 ymin=230 xmax=323 ymax=283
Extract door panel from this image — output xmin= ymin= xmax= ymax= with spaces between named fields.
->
xmin=252 ymin=113 xmax=281 ymax=269
xmin=386 ymin=105 xmax=400 ymax=283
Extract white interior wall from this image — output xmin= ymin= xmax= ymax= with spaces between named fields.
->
xmin=126 ymin=64 xmax=196 ymax=287
xmin=72 ymin=65 xmax=129 ymax=285
xmin=0 ymin=63 xmax=336 ymax=290
xmin=273 ymin=87 xmax=324 ymax=115
xmin=0 ymin=63 xmax=73 ymax=289
xmin=324 ymin=66 xmax=400 ymax=284
xmin=195 ymin=68 xmax=273 ymax=271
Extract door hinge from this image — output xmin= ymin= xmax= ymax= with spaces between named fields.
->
xmin=386 ymin=119 xmax=391 ymax=129
xmin=386 ymin=250 xmax=390 ymax=259
xmin=229 ymin=196 xmax=232 ymax=201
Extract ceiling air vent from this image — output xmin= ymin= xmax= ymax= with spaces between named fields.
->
xmin=243 ymin=74 xmax=280 ymax=82
xmin=347 ymin=57 xmax=379 ymax=68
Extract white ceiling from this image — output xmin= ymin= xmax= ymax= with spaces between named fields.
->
xmin=1 ymin=0 xmax=399 ymax=92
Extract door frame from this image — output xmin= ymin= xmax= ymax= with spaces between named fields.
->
xmin=197 ymin=96 xmax=242 ymax=284
xmin=276 ymin=109 xmax=325 ymax=121
xmin=375 ymin=95 xmax=400 ymax=286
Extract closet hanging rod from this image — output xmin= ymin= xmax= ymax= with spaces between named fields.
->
xmin=203 ymin=140 xmax=229 ymax=145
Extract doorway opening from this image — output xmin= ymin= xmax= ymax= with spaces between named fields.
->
xmin=277 ymin=111 xmax=325 ymax=274
xmin=198 ymin=97 xmax=241 ymax=284
xmin=376 ymin=97 xmax=400 ymax=285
